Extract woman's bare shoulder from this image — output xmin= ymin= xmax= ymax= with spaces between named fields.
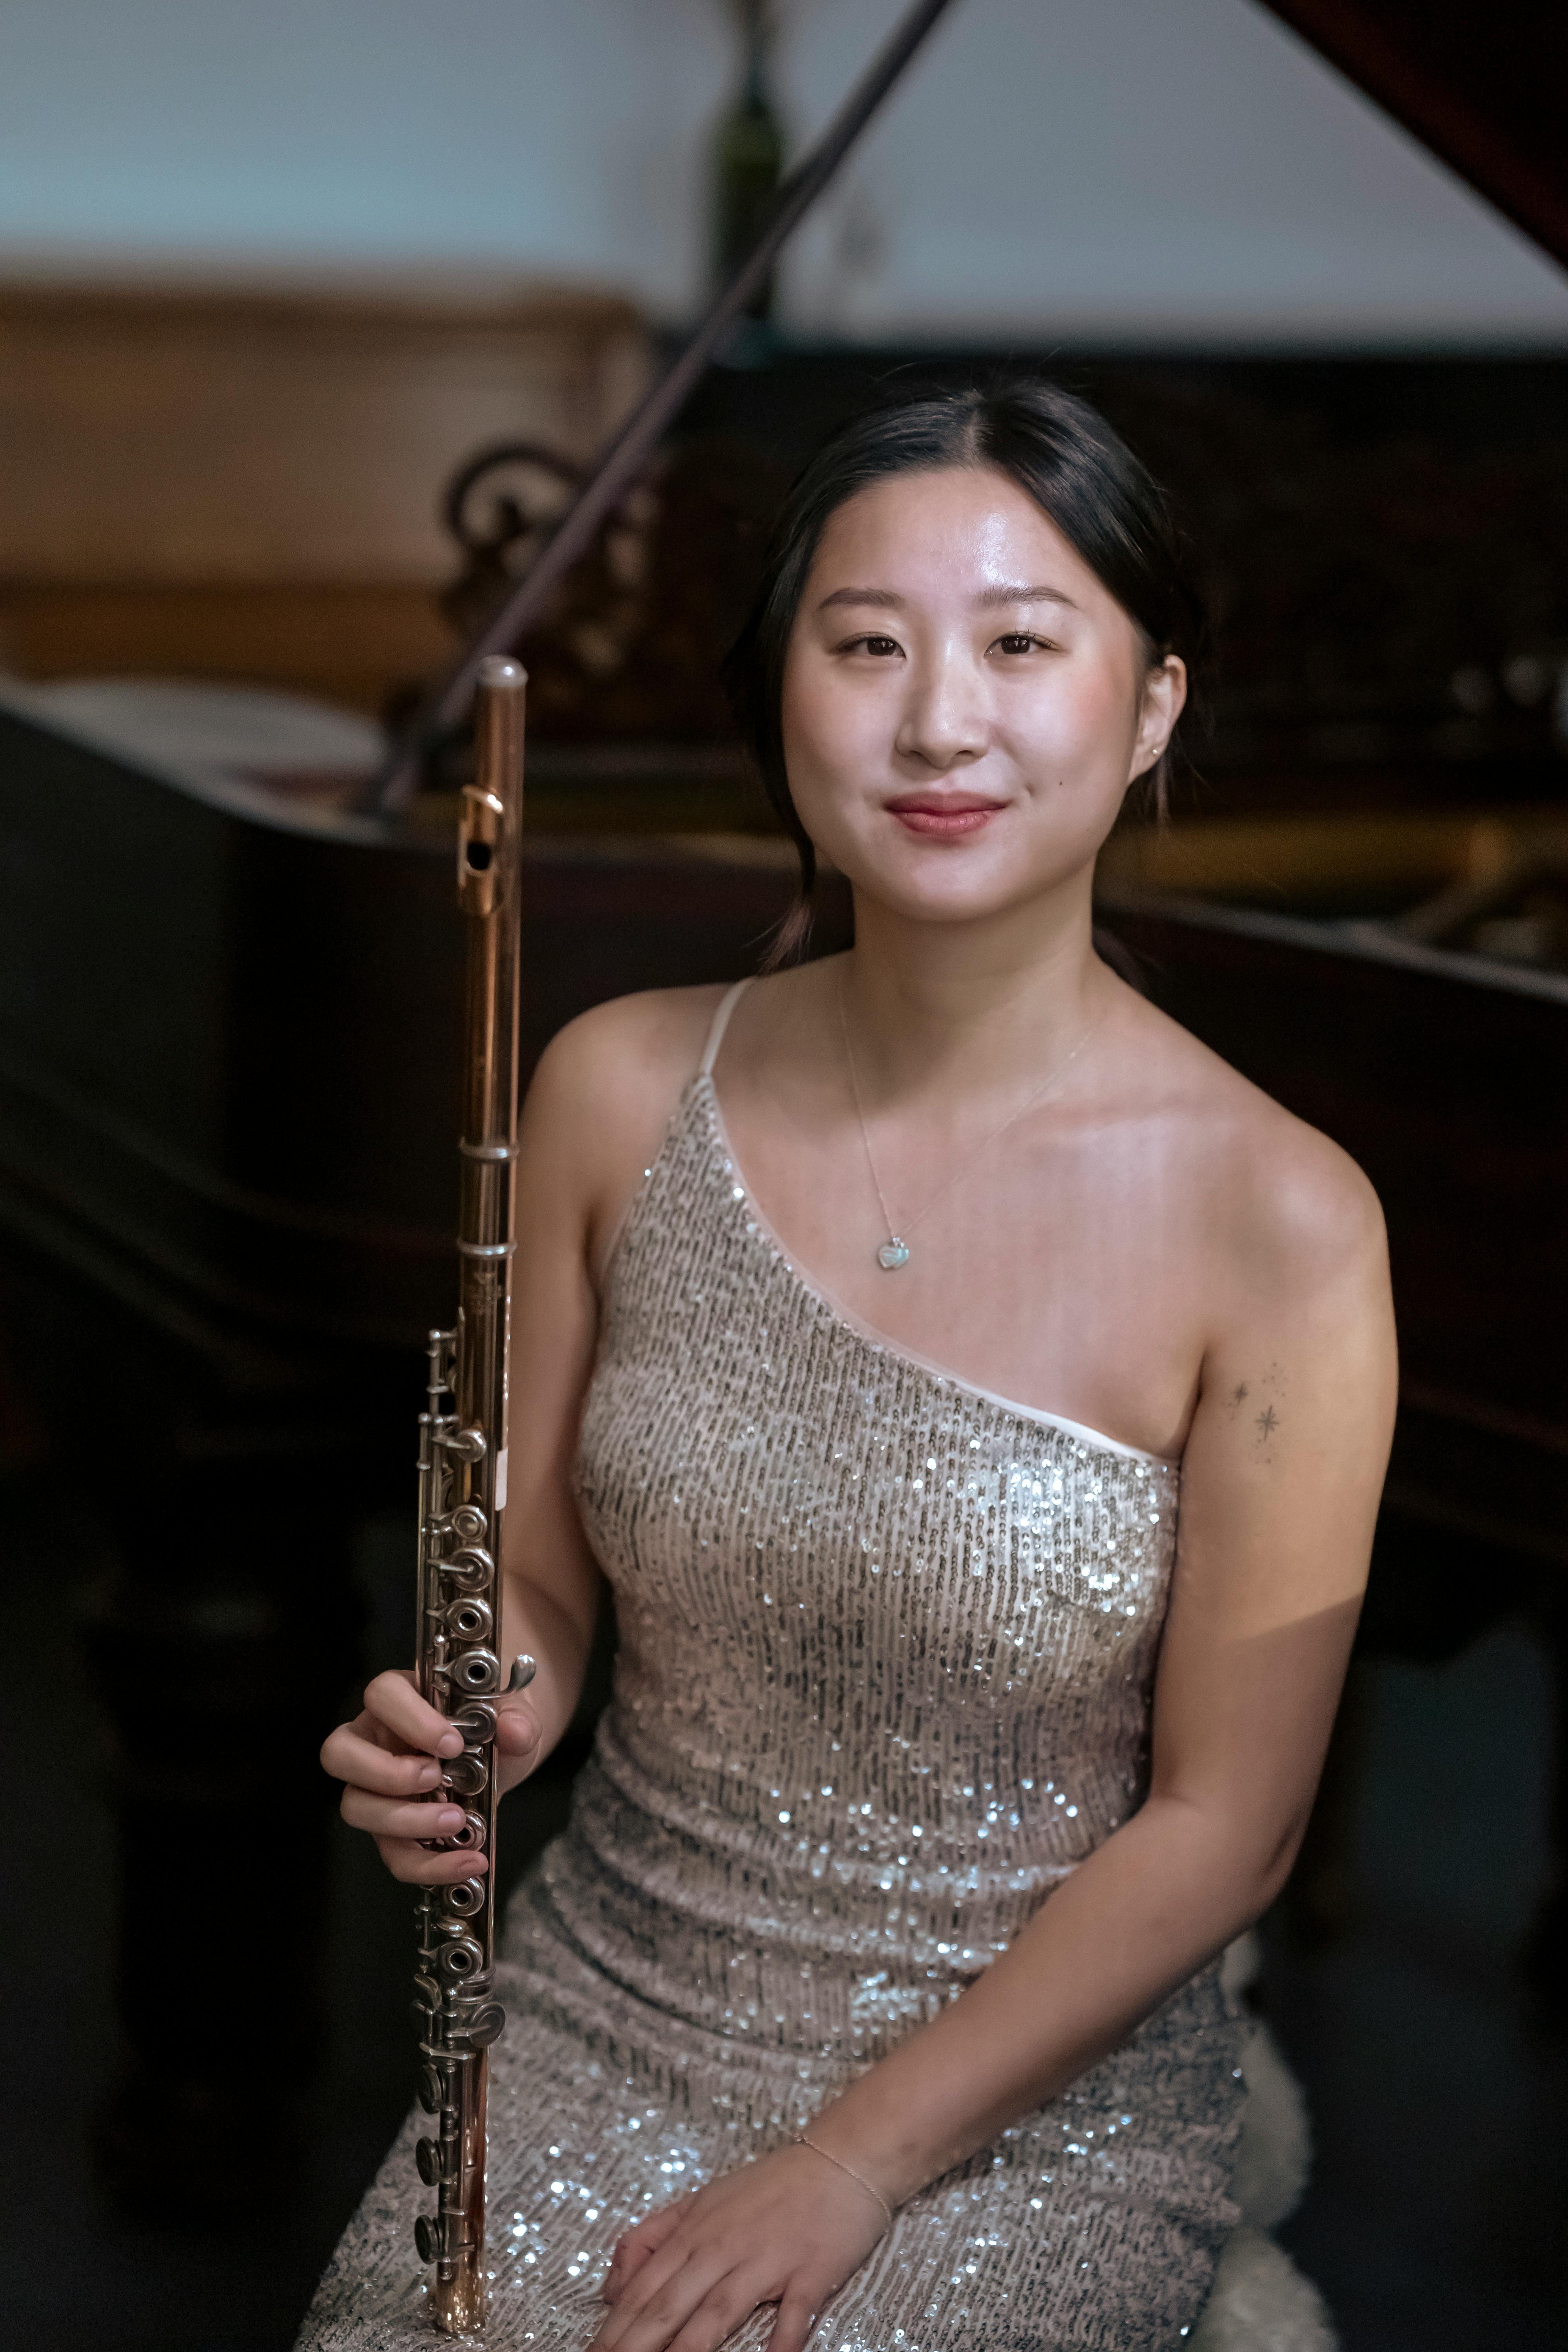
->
xmin=520 ymin=983 xmax=734 ymax=1194
xmin=535 ymin=983 xmax=730 ymax=1089
xmin=1124 ymin=987 xmax=1388 ymax=1301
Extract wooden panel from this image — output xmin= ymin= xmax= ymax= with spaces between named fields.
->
xmin=0 ymin=580 xmax=460 ymax=711
xmin=0 ymin=278 xmax=651 ymax=586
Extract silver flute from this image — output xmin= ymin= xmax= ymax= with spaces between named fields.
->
xmin=410 ymin=655 xmax=535 ymax=2334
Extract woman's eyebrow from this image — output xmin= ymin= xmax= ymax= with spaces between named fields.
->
xmin=975 ymin=582 xmax=1080 ymax=610
xmin=815 ymin=582 xmax=1080 ymax=613
xmin=816 ymin=585 xmax=903 ymax=610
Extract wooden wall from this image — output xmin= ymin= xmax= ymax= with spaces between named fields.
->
xmin=0 ymin=278 xmax=652 ymax=711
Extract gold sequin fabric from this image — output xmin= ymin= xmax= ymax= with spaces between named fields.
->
xmin=299 ymin=1072 xmax=1242 ymax=2351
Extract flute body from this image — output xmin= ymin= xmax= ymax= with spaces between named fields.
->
xmin=411 ymin=655 xmax=534 ymax=2334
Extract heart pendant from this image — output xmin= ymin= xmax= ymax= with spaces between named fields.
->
xmin=876 ymin=1238 xmax=911 ymax=1271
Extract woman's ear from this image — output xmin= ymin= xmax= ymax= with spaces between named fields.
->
xmin=1129 ymin=654 xmax=1187 ymax=783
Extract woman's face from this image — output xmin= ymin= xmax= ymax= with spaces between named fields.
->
xmin=780 ymin=465 xmax=1185 ymax=926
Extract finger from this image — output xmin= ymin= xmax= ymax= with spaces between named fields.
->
xmin=362 ymin=1669 xmax=465 ymax=1757
xmin=667 ymin=2280 xmax=768 ymax=2352
xmin=495 ymin=1702 xmax=543 ymax=1754
xmin=321 ymin=1725 xmax=445 ymax=1795
xmin=603 ymin=2232 xmax=665 ymax=2301
xmin=591 ymin=2243 xmax=699 ymax=2350
xmin=374 ymin=1835 xmax=490 ymax=1887
xmin=614 ymin=2202 xmax=688 ymax=2263
xmin=341 ymin=1789 xmax=469 ymax=1841
xmin=604 ymin=2203 xmax=685 ymax=2301
xmin=766 ymin=2290 xmax=822 ymax=2352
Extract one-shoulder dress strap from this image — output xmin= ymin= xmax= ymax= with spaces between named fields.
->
xmin=699 ymin=976 xmax=757 ymax=1078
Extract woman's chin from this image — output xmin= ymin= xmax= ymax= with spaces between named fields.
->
xmin=833 ymin=833 xmax=1094 ymax=927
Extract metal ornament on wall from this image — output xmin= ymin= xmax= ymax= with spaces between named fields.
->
xmin=436 ymin=442 xmax=659 ymax=702
xmin=427 ymin=430 xmax=791 ymax=755
xmin=439 ymin=443 xmax=584 ymax=639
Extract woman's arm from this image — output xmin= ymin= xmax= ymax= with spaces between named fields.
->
xmin=320 ymin=987 xmax=722 ymax=1884
xmin=592 ymin=1129 xmax=1397 ymax=2352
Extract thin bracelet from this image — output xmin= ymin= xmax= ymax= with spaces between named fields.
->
xmin=793 ymin=2133 xmax=895 ymax=2227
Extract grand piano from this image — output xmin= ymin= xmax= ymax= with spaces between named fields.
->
xmin=0 ymin=0 xmax=1564 ymax=2201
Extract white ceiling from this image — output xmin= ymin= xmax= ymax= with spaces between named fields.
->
xmin=1 ymin=0 xmax=1564 ymax=346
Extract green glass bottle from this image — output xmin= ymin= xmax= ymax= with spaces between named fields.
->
xmin=711 ymin=3 xmax=786 ymax=318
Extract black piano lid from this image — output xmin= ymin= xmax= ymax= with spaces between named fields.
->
xmin=1261 ymin=1 xmax=1568 ymax=270
xmin=0 ymin=695 xmax=835 ymax=1365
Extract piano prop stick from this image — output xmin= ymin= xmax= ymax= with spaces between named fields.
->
xmin=372 ymin=0 xmax=959 ymax=811
xmin=410 ymin=656 xmax=536 ymax=2333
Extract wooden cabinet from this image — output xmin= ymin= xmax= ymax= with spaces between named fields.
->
xmin=0 ymin=277 xmax=651 ymax=707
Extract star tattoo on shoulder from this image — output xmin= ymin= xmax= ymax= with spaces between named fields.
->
xmin=1255 ymin=1405 xmax=1279 ymax=1442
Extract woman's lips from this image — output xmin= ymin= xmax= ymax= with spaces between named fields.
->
xmin=885 ymin=793 xmax=1005 ymax=839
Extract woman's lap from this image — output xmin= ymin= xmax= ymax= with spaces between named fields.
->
xmin=296 ymin=1911 xmax=1240 ymax=2352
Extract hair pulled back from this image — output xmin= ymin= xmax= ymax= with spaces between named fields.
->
xmin=722 ymin=376 xmax=1207 ymax=960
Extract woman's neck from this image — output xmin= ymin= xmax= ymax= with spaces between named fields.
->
xmin=836 ymin=871 xmax=1113 ymax=1106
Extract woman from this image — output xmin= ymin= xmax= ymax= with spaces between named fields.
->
xmin=308 ymin=380 xmax=1395 ymax=2351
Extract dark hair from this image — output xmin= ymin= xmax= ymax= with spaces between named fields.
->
xmin=722 ymin=375 xmax=1208 ymax=960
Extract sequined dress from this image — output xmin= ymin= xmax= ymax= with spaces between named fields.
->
xmin=300 ymin=982 xmax=1243 ymax=2351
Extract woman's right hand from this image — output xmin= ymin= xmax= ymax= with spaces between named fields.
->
xmin=319 ymin=1670 xmax=543 ymax=1884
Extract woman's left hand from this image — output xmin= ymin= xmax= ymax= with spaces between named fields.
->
xmin=590 ymin=2142 xmax=889 ymax=2352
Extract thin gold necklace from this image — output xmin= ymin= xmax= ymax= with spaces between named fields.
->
xmin=836 ymin=972 xmax=1103 ymax=1272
